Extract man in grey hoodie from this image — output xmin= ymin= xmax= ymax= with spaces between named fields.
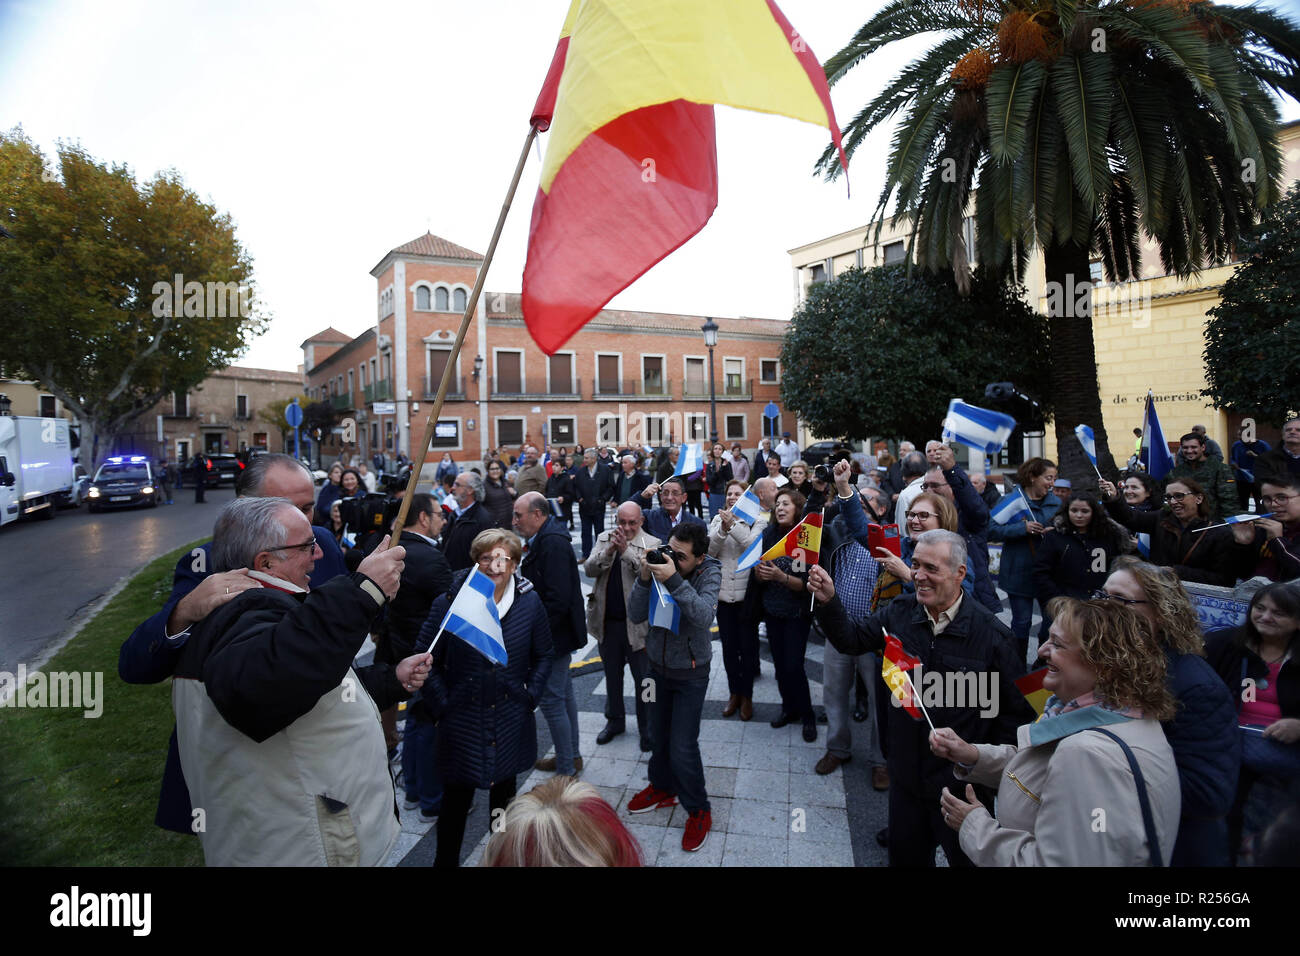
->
xmin=625 ymin=522 xmax=721 ymax=852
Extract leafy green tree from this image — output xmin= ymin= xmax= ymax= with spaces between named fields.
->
xmin=257 ymin=394 xmax=311 ymax=451
xmin=814 ymin=0 xmax=1300 ymax=481
xmin=0 ymin=128 xmax=268 ymax=467
xmin=1203 ymin=183 xmax=1300 ymax=424
xmin=781 ymin=264 xmax=1052 ymax=443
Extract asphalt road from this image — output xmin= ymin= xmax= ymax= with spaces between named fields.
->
xmin=0 ymin=487 xmax=237 ymax=674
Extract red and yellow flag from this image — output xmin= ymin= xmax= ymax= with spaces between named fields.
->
xmin=522 ymin=0 xmax=847 ymax=355
xmin=882 ymin=632 xmax=923 ymax=721
xmin=759 ymin=512 xmax=822 ymax=565
xmin=1015 ymin=667 xmax=1051 ymax=718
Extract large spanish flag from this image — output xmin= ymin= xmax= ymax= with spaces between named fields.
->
xmin=522 ymin=0 xmax=847 ymax=354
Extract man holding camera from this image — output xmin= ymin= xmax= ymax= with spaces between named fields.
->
xmin=626 ymin=522 xmax=721 ymax=852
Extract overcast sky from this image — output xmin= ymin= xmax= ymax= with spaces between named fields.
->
xmin=3 ymin=0 xmax=1295 ymax=373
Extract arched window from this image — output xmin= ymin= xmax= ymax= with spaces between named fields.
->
xmin=415 ymin=286 xmax=431 ymax=310
xmin=452 ymin=288 xmax=467 ymax=313
xmin=435 ymin=287 xmax=450 ymax=311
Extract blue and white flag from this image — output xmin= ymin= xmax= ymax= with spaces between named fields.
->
xmin=730 ymin=487 xmax=764 ymax=525
xmin=650 ymin=576 xmax=681 ymax=633
xmin=942 ymin=399 xmax=1017 ymax=455
xmin=437 ymin=566 xmax=507 ymax=665
xmin=672 ymin=443 xmax=704 ymax=477
xmin=341 ymin=530 xmax=357 ymax=549
xmin=1140 ymin=392 xmax=1176 ymax=481
xmin=546 ymin=496 xmax=565 ymax=517
xmin=1074 ymin=424 xmax=1098 ymax=468
xmin=990 ymin=490 xmax=1034 ymax=526
xmin=735 ymin=535 xmax=764 ymax=573
xmin=1136 ymin=533 xmax=1151 ymax=558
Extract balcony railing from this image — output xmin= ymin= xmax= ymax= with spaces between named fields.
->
xmin=421 ymin=375 xmax=467 ymax=401
xmin=331 ymin=392 xmax=353 ymax=410
xmin=681 ymin=378 xmax=752 ymax=401
xmin=591 ymin=377 xmax=673 ymax=400
xmin=489 ymin=376 xmax=582 ymax=400
xmin=363 ymin=379 xmax=390 ymax=403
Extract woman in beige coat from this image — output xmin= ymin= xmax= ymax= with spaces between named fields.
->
xmin=709 ymin=480 xmax=768 ymax=720
xmin=930 ymin=598 xmax=1181 ymax=866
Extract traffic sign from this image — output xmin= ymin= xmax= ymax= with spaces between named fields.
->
xmin=763 ymin=402 xmax=780 ymax=419
xmin=285 ymin=400 xmax=303 ymax=427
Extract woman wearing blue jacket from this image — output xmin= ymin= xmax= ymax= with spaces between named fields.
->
xmin=987 ymin=457 xmax=1060 ymax=670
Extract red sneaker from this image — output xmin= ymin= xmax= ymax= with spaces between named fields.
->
xmin=627 ymin=785 xmax=677 ymax=814
xmin=682 ymin=810 xmax=711 ymax=852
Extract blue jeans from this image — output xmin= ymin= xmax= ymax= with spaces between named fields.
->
xmin=539 ymin=650 xmax=580 ymax=774
xmin=1007 ymin=594 xmax=1047 ymax=672
xmin=580 ymin=512 xmax=604 ymax=558
xmin=707 ymin=492 xmax=725 ymax=520
xmin=647 ymin=669 xmax=710 ymax=814
xmin=401 ymin=715 xmax=442 ymax=812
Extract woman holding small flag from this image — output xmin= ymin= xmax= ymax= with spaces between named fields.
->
xmin=418 ymin=529 xmax=554 ymax=867
xmin=752 ymin=487 xmax=819 ymax=742
xmin=709 ymin=480 xmax=767 ymax=720
xmin=930 ymin=598 xmax=1182 ymax=866
xmin=1097 ymin=476 xmax=1237 ymax=587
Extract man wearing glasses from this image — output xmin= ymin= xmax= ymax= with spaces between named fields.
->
xmin=923 ymin=443 xmax=998 ymax=614
xmin=1230 ymin=475 xmax=1300 ymax=583
xmin=641 ymin=476 xmax=707 ymax=542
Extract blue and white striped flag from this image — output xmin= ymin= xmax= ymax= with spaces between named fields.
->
xmin=437 ymin=566 xmax=507 ymax=665
xmin=1136 ymin=533 xmax=1151 ymax=558
xmin=942 ymin=399 xmax=1017 ymax=455
xmin=735 ymin=535 xmax=764 ymax=573
xmin=672 ymin=443 xmax=704 ymax=477
xmin=990 ymin=490 xmax=1034 ymax=526
xmin=1074 ymin=424 xmax=1098 ymax=468
xmin=730 ymin=488 xmax=764 ymax=525
xmin=341 ymin=530 xmax=357 ymax=549
xmin=1140 ymin=392 xmax=1176 ymax=481
xmin=546 ymin=496 xmax=564 ymax=517
xmin=650 ymin=576 xmax=681 ymax=633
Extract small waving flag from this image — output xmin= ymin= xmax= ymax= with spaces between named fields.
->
xmin=735 ymin=535 xmax=764 ymax=573
xmin=1135 ymin=532 xmax=1151 ymax=558
xmin=882 ymin=633 xmax=923 ymax=721
xmin=1140 ymin=391 xmax=1176 ymax=481
xmin=673 ymin=443 xmax=704 ymax=478
xmin=1074 ymin=424 xmax=1098 ymax=468
xmin=730 ymin=487 xmax=764 ymax=525
xmin=990 ymin=490 xmax=1034 ymax=526
xmin=650 ymin=576 xmax=681 ymax=633
xmin=438 ymin=566 xmax=507 ymax=665
xmin=1015 ymin=667 xmax=1051 ymax=717
xmin=942 ymin=399 xmax=1017 ymax=456
xmin=760 ymin=512 xmax=822 ymax=565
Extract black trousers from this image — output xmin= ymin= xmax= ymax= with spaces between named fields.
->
xmin=888 ymin=785 xmax=976 ymax=867
xmin=601 ymin=618 xmax=649 ymax=731
xmin=716 ymin=601 xmax=758 ymax=698
xmin=434 ymin=777 xmax=518 ymax=868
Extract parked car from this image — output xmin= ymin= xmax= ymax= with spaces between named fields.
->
xmin=204 ymin=453 xmax=246 ymax=488
xmin=87 ymin=456 xmax=159 ymax=511
xmin=801 ymin=440 xmax=851 ymax=469
xmin=59 ymin=463 xmax=91 ymax=508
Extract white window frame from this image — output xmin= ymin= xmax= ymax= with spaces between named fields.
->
xmin=412 ymin=281 xmax=434 ymax=311
xmin=39 ymin=394 xmax=58 ymax=418
xmin=494 ymin=416 xmax=526 ymax=449
xmin=492 ymin=348 xmax=526 ymax=394
xmin=545 ymin=351 xmax=576 ymax=395
xmin=427 ymin=416 xmax=463 ymax=452
xmin=639 ymin=412 xmax=670 ymax=445
xmin=451 ymin=286 xmax=469 ymax=314
xmin=547 ymin=415 xmax=576 ymax=447
xmin=594 ymin=351 xmax=623 ymax=395
xmin=434 ymin=285 xmax=451 ymax=312
xmin=595 ymin=412 xmax=625 ymax=445
xmin=723 ymin=356 xmax=745 ymax=393
xmin=682 ymin=354 xmax=707 ymax=395
xmin=760 ymin=358 xmax=781 ymax=385
xmin=724 ymin=413 xmax=748 ymax=441
xmin=425 ymin=346 xmax=462 ymax=394
xmin=640 ymin=353 xmax=667 ymax=394
xmin=685 ymin=413 xmax=709 ymax=442
xmin=236 ymin=393 xmax=249 ymax=419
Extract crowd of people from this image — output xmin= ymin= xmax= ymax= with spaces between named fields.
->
xmin=112 ymin=417 xmax=1300 ymax=867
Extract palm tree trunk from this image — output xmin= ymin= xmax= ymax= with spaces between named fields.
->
xmin=1043 ymin=241 xmax=1120 ymax=488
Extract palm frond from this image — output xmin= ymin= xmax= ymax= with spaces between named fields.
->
xmin=1110 ymin=73 xmax=1169 ymax=237
xmin=1051 ymin=52 xmax=1113 ymax=215
xmin=986 ymin=59 xmax=1047 ymax=165
xmin=822 ymin=0 xmax=987 ymax=87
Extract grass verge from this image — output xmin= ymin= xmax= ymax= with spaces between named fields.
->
xmin=0 ymin=540 xmax=205 ymax=866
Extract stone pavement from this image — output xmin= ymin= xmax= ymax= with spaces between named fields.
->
xmin=378 ymin=516 xmax=1042 ymax=867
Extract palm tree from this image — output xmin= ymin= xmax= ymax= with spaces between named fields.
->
xmin=815 ymin=0 xmax=1300 ymax=480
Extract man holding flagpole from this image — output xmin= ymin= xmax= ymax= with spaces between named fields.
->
xmin=626 ymin=523 xmax=721 ymax=852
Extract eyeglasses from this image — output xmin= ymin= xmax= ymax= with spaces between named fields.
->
xmin=905 ymin=510 xmax=936 ymax=522
xmin=1162 ymin=492 xmax=1192 ymax=502
xmin=273 ymin=537 xmax=320 ymax=555
xmin=1091 ymin=588 xmax=1148 ymax=606
xmin=476 ymin=553 xmax=516 ymax=566
xmin=919 ymin=482 xmax=948 ymax=491
xmin=1261 ymin=494 xmax=1296 ymax=507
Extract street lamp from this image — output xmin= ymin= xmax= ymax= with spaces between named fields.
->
xmin=701 ymin=318 xmax=718 ymax=444
xmin=0 ymin=394 xmax=10 ymax=417
xmin=472 ymin=354 xmax=484 ymax=383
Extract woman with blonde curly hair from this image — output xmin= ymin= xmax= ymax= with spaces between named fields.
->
xmin=481 ymin=776 xmax=643 ymax=867
xmin=929 ymin=599 xmax=1181 ymax=865
xmin=1096 ymin=557 xmax=1241 ymax=866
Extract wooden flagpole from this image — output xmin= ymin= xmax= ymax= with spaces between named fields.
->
xmin=389 ymin=125 xmax=539 ymax=537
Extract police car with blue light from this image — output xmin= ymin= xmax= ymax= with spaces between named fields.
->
xmin=87 ymin=456 xmax=160 ymax=512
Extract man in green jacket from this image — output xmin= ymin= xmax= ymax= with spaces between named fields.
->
xmin=1167 ymin=432 xmax=1239 ymax=520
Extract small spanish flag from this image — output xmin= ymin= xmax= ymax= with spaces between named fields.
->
xmin=882 ymin=633 xmax=922 ymax=721
xmin=760 ymin=512 xmax=822 ymax=565
xmin=1015 ymin=667 xmax=1051 ymax=717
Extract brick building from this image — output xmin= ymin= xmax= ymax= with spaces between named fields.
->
xmin=303 ymin=233 xmax=790 ymax=475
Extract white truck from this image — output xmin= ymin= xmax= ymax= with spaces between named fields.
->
xmin=0 ymin=416 xmax=75 ymax=527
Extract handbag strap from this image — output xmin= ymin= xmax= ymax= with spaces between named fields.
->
xmin=1090 ymin=728 xmax=1164 ymax=867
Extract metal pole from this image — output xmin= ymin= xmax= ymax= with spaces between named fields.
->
xmin=707 ymin=343 xmax=718 ymax=443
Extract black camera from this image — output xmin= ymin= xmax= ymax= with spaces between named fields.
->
xmin=646 ymin=543 xmax=678 ymax=565
xmin=814 ymin=450 xmax=852 ymax=483
xmin=813 ymin=463 xmax=833 ymax=483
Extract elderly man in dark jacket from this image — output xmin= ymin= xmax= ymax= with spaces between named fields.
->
xmin=574 ymin=448 xmax=614 ymax=558
xmin=443 ymin=472 xmax=494 ymax=572
xmin=809 ymin=529 xmax=1033 ymax=867
xmin=925 ymin=443 xmax=998 ymax=614
xmin=172 ymin=496 xmax=423 ymax=866
xmin=514 ymin=492 xmax=587 ymax=777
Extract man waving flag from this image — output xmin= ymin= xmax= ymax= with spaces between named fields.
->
xmin=522 ymin=0 xmax=847 ymax=354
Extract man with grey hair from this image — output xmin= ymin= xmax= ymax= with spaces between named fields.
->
xmin=173 ymin=496 xmax=420 ymax=865
xmin=443 ymin=471 xmax=493 ymax=572
xmin=514 ymin=445 xmax=548 ymax=496
xmin=119 ymin=452 xmax=353 ymax=834
xmin=808 ymin=528 xmax=1032 ymax=867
